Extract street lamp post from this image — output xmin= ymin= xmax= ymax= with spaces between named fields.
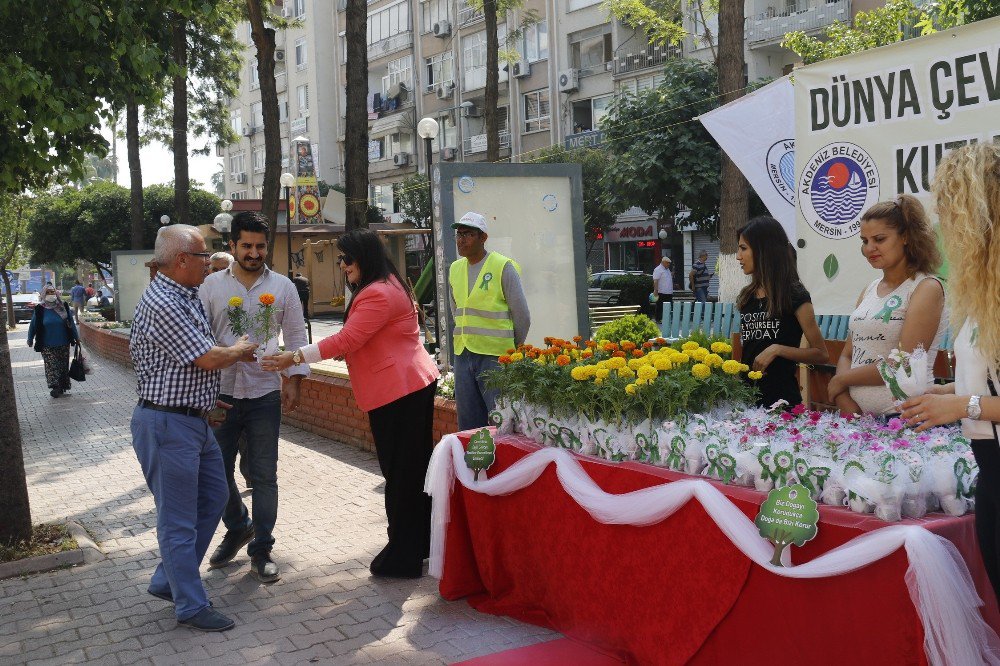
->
xmin=160 ymin=214 xmax=170 ymax=226
xmin=280 ymin=172 xmax=296 ymax=280
xmin=416 ymin=117 xmax=441 ymax=352
xmin=213 ymin=199 xmax=234 ymax=246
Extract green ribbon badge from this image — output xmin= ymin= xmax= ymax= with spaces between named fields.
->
xmin=480 ymin=272 xmax=494 ymax=290
xmin=874 ymin=294 xmax=903 ymax=323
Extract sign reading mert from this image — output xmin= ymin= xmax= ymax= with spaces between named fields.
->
xmin=564 ymin=130 xmax=605 ymax=150
xmin=605 ymin=221 xmax=655 ymax=242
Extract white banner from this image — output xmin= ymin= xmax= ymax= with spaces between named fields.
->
xmin=793 ymin=17 xmax=1000 ymax=314
xmin=700 ymin=76 xmax=796 ymax=240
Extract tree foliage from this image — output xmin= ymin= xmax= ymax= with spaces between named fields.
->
xmin=603 ymin=0 xmax=687 ymax=46
xmin=395 ymin=174 xmax=431 ymax=228
xmin=533 ymin=145 xmax=619 ymax=251
xmin=602 ymin=58 xmax=722 ymax=232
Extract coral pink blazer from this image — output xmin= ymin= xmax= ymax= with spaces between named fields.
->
xmin=318 ymin=277 xmax=439 ymax=412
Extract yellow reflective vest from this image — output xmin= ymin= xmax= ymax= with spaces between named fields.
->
xmin=449 ymin=252 xmax=521 ymax=356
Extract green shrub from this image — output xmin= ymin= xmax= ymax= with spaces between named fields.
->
xmin=593 ymin=314 xmax=661 ymax=345
xmin=603 ymin=274 xmax=652 ymax=306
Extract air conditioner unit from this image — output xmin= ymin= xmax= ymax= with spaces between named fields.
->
xmin=605 ymin=61 xmax=613 ymax=72
xmin=433 ymin=20 xmax=452 ymax=37
xmin=242 ymin=125 xmax=254 ymax=137
xmin=393 ymin=152 xmax=410 ymax=167
xmin=234 ymin=172 xmax=247 ymax=184
xmin=275 ymin=49 xmax=285 ymax=62
xmin=460 ymin=102 xmax=479 ymax=118
xmin=558 ymin=69 xmax=579 ymax=93
xmin=436 ymin=83 xmax=453 ymax=99
xmin=512 ymin=60 xmax=530 ymax=78
xmin=441 ymin=147 xmax=457 ymax=161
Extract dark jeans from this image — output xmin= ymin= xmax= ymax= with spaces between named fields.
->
xmin=973 ymin=438 xmax=1000 ymax=605
xmin=654 ymin=293 xmax=673 ymax=328
xmin=213 ymin=391 xmax=281 ymax=557
xmin=367 ymin=381 xmax=437 ymax=575
xmin=454 ymin=350 xmax=501 ymax=430
xmin=694 ymin=287 xmax=709 ymax=303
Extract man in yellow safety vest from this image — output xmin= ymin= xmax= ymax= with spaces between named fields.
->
xmin=448 ymin=212 xmax=531 ymax=429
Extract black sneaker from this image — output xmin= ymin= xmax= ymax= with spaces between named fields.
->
xmin=208 ymin=525 xmax=254 ymax=568
xmin=250 ymin=553 xmax=280 ymax=583
xmin=50 ymin=388 xmax=63 ymax=398
xmin=178 ymin=607 xmax=234 ymax=632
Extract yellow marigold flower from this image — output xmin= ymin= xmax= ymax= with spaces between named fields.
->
xmin=634 ymin=378 xmax=648 ymax=386
xmin=637 ymin=365 xmax=658 ymax=381
xmin=510 ymin=352 xmax=524 ymax=362
xmin=682 ymin=341 xmax=700 ymax=351
xmin=607 ymin=356 xmax=626 ymax=370
xmin=259 ymin=293 xmax=276 ymax=306
xmin=595 ymin=368 xmax=611 ymax=380
xmin=571 ymin=366 xmax=590 ymax=380
xmin=627 ymin=358 xmax=645 ymax=370
xmin=704 ymin=353 xmax=723 ymax=368
xmin=690 ymin=347 xmax=709 ymax=362
xmin=673 ymin=353 xmax=690 ymax=364
xmin=691 ymin=363 xmax=711 ymax=379
xmin=722 ymin=359 xmax=742 ymax=375
xmin=741 ymin=364 xmax=750 ymax=373
xmin=535 ymin=358 xmax=547 ymax=365
xmin=711 ymin=341 xmax=733 ymax=354
xmin=625 ymin=383 xmax=638 ymax=395
xmin=594 ymin=377 xmax=604 ymax=385
xmin=748 ymin=370 xmax=763 ymax=380
xmin=228 ymin=296 xmax=244 ymax=308
xmin=617 ymin=366 xmax=635 ymax=379
xmin=653 ymin=359 xmax=672 ymax=371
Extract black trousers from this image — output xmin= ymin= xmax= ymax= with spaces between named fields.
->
xmin=973 ymin=438 xmax=1000 ymax=604
xmin=654 ymin=293 xmax=673 ymax=326
xmin=367 ymin=380 xmax=438 ymax=575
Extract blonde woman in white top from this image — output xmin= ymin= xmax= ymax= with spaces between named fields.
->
xmin=902 ymin=143 xmax=1000 ymax=604
xmin=827 ymin=194 xmax=946 ymax=415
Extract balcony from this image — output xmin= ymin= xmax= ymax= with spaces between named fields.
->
xmin=457 ymin=1 xmax=483 ymax=26
xmin=463 ymin=130 xmax=511 ymax=156
xmin=612 ymin=43 xmax=682 ymax=77
xmin=367 ymin=30 xmax=413 ymax=61
xmin=745 ymin=0 xmax=850 ymax=45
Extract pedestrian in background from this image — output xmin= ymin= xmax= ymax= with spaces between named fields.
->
xmin=689 ymin=250 xmax=714 ymax=303
xmin=652 ymin=256 xmax=674 ymax=324
xmin=210 ymin=252 xmax=234 ymax=274
xmin=264 ymin=228 xmax=439 ymax=578
xmin=70 ymin=279 xmax=87 ymax=322
xmin=130 ymin=224 xmax=256 ymax=632
xmin=27 ymin=285 xmax=79 ymax=398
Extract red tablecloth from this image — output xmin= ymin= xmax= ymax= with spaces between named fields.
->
xmin=439 ymin=433 xmax=1000 ymax=666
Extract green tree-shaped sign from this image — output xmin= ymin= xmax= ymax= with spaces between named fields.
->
xmin=755 ymin=484 xmax=820 ymax=566
xmin=465 ymin=429 xmax=496 ymax=482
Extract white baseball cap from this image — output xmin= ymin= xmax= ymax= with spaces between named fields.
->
xmin=452 ymin=211 xmax=488 ymax=234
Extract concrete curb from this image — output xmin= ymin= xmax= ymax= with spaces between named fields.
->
xmin=0 ymin=521 xmax=103 ymax=580
xmin=66 ymin=521 xmax=104 ymax=564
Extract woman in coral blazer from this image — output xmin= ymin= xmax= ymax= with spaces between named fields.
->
xmin=264 ymin=229 xmax=439 ymax=578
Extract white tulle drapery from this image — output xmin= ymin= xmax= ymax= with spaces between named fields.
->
xmin=425 ymin=434 xmax=1000 ymax=666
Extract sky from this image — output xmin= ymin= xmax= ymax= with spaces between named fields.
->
xmin=107 ymin=131 xmax=222 ymax=192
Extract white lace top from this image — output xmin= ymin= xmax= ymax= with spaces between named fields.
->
xmin=848 ymin=273 xmax=946 ymax=415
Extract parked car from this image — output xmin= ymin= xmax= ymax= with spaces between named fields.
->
xmin=588 ymin=271 xmax=653 ymax=306
xmin=3 ymin=293 xmax=38 ymax=322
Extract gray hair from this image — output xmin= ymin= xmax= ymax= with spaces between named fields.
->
xmin=154 ymin=225 xmax=203 ymax=267
xmin=210 ymin=251 xmax=234 ymax=264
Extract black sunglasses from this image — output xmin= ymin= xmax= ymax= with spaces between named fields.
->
xmin=337 ymin=254 xmax=355 ymax=266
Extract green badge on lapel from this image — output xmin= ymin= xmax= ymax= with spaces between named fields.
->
xmin=874 ymin=295 xmax=903 ymax=323
xmin=465 ymin=429 xmax=496 ymax=481
xmin=480 ymin=272 xmax=494 ymax=291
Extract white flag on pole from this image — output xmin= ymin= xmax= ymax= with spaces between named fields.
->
xmin=699 ymin=76 xmax=796 ymax=240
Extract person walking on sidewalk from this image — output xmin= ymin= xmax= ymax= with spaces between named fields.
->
xmin=27 ymin=285 xmax=79 ymax=398
xmin=200 ymin=212 xmax=309 ymax=584
xmin=130 ymin=224 xmax=257 ymax=633
xmin=449 ymin=212 xmax=530 ymax=430
xmin=652 ymin=256 xmax=674 ymax=324
xmin=689 ymin=251 xmax=714 ymax=303
xmin=69 ymin=280 xmax=87 ymax=322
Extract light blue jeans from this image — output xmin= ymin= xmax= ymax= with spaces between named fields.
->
xmin=131 ymin=405 xmax=228 ymax=620
xmin=454 ymin=350 xmax=501 ymax=430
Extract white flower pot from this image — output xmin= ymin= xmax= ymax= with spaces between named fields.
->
xmin=875 ymin=501 xmax=902 ymax=522
xmin=754 ymin=476 xmax=775 ymax=493
xmin=684 ymin=451 xmax=703 ymax=475
xmin=848 ymin=495 xmax=875 ymax=514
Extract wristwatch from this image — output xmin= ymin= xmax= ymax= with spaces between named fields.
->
xmin=967 ymin=395 xmax=982 ymax=420
xmin=292 ymin=349 xmax=303 ymax=366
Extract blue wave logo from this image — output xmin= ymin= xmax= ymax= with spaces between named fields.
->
xmin=809 ymin=160 xmax=868 ymax=225
xmin=779 ymin=152 xmax=795 ymax=192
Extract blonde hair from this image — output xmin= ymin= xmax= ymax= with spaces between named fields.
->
xmin=932 ymin=143 xmax=1000 ymax=362
xmin=860 ymin=193 xmax=941 ymax=275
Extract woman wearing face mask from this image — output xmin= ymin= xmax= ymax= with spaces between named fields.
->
xmin=263 ymin=229 xmax=439 ymax=578
xmin=27 ymin=287 xmax=80 ymax=398
xmin=828 ymin=195 xmax=946 ymax=415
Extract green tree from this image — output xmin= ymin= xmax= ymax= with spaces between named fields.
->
xmin=781 ymin=0 xmax=927 ymax=63
xmin=533 ymin=145 xmax=618 ymax=253
xmin=394 ymin=175 xmax=431 ymax=228
xmin=603 ymin=0 xmax=687 ymax=47
xmin=602 ymin=58 xmax=722 ymax=232
xmin=0 ymin=196 xmax=31 ymax=329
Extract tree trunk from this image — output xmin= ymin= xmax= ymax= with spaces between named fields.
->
xmin=716 ymin=0 xmax=748 ymax=303
xmin=171 ymin=13 xmax=190 ymax=226
xmin=247 ymin=1 xmax=280 ymax=266
xmin=127 ymin=95 xmax=145 ymax=250
xmin=484 ymin=0 xmax=500 ymax=163
xmin=344 ymin=0 xmax=370 ymax=232
xmin=0 ymin=318 xmax=30 ymax=544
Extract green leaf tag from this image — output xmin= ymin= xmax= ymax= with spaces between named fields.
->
xmin=465 ymin=428 xmax=496 ymax=481
xmin=823 ymin=253 xmax=839 ymax=280
xmin=755 ymin=484 xmax=820 ymax=566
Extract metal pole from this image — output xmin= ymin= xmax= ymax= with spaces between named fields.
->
xmin=424 ymin=135 xmax=440 ymax=353
xmin=285 ymin=185 xmax=293 ymax=280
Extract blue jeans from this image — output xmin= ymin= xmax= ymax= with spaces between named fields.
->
xmin=131 ymin=405 xmax=228 ymax=620
xmin=454 ymin=350 xmax=501 ymax=430
xmin=213 ymin=391 xmax=281 ymax=557
xmin=694 ymin=287 xmax=709 ymax=303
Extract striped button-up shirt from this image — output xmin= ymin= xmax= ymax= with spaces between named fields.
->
xmin=131 ymin=273 xmax=219 ymax=412
xmin=199 ymin=265 xmax=309 ymax=399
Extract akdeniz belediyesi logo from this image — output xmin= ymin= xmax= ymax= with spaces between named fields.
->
xmin=766 ymin=139 xmax=795 ymax=205
xmin=799 ymin=142 xmax=880 ymax=240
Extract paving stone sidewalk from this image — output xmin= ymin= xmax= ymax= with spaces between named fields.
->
xmin=0 ymin=327 xmax=554 ymax=665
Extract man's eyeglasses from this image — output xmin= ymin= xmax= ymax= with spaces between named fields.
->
xmin=337 ymin=254 xmax=355 ymax=266
xmin=455 ymin=229 xmax=480 ymax=239
xmin=184 ymin=251 xmax=212 ymax=259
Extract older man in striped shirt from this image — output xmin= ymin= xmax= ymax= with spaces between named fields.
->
xmin=130 ymin=224 xmax=257 ymax=633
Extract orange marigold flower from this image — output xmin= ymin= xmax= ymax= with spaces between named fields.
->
xmin=656 ymin=337 xmax=666 ymax=345
xmin=612 ymin=351 xmax=627 ymax=358
xmin=632 ymin=350 xmax=645 ymax=358
xmin=573 ymin=335 xmax=583 ymax=342
xmin=556 ymin=354 xmax=571 ymax=366
xmin=259 ymin=293 xmax=276 ymax=306
xmin=498 ymin=355 xmax=512 ymax=365
xmin=506 ymin=348 xmax=516 ymax=354
xmin=581 ymin=350 xmax=594 ymax=359
xmin=603 ymin=342 xmax=619 ymax=352
xmin=585 ymin=340 xmax=597 ymax=348
xmin=620 ymin=341 xmax=637 ymax=351
xmin=642 ymin=341 xmax=654 ymax=349
xmin=527 ymin=350 xmax=540 ymax=359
